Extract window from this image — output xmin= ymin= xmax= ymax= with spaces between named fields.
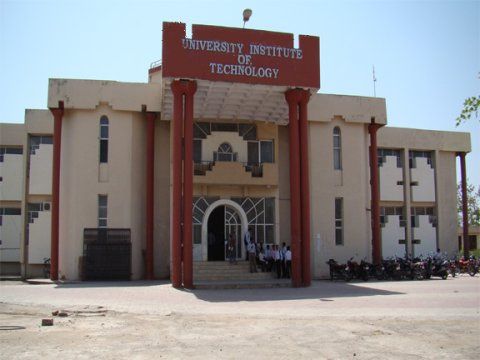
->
xmin=193 ymin=139 xmax=202 ymax=163
xmin=247 ymin=140 xmax=274 ymax=165
xmin=333 ymin=127 xmax=342 ymax=170
xmin=409 ymin=150 xmax=433 ymax=168
xmin=215 ymin=142 xmax=236 ymax=162
xmin=98 ymin=195 xmax=108 ymax=228
xmin=29 ymin=136 xmax=52 ymax=155
xmin=0 ymin=147 xmax=23 ymax=162
xmin=335 ymin=198 xmax=343 ymax=245
xmin=411 ymin=206 xmax=436 ymax=228
xmin=378 ymin=148 xmax=403 ymax=168
xmin=380 ymin=207 xmax=405 ymax=227
xmin=99 ymin=116 xmax=109 ymax=163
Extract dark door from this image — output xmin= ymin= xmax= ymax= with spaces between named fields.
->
xmin=207 ymin=206 xmax=225 ymax=261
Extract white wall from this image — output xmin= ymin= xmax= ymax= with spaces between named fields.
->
xmin=29 ymin=144 xmax=53 ymax=195
xmin=0 ymin=214 xmax=22 ymax=262
xmin=379 ymin=155 xmax=403 ymax=201
xmin=413 ymin=215 xmax=437 ymax=257
xmin=381 ymin=215 xmax=406 ymax=258
xmin=0 ymin=153 xmax=24 ymax=200
xmin=202 ymin=131 xmax=248 ymax=163
xmin=411 ymin=157 xmax=435 ymax=202
xmin=28 ymin=208 xmax=51 ymax=264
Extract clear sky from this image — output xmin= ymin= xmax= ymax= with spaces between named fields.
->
xmin=1 ymin=0 xmax=478 ymax=188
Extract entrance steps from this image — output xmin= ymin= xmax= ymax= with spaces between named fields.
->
xmin=193 ymin=261 xmax=291 ymax=289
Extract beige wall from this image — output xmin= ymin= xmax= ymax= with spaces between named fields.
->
xmin=154 ymin=121 xmax=171 ymax=278
xmin=58 ymin=105 xmax=148 ymax=280
xmin=48 ymin=79 xmax=162 ymax=113
xmin=379 ymin=156 xmax=403 ymax=201
xmin=309 ymin=118 xmax=370 ymax=277
xmin=436 ymin=151 xmax=458 ymax=255
xmin=378 ymin=127 xmax=471 ymax=152
xmin=28 ymin=208 xmax=51 ymax=264
xmin=309 ymin=94 xmax=387 ymax=124
xmin=28 ymin=144 xmax=53 ymax=195
xmin=0 ymin=152 xmax=24 ymax=200
xmin=0 ymin=213 xmax=22 ymax=262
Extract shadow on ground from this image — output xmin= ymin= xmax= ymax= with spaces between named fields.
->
xmin=188 ymin=280 xmax=405 ymax=302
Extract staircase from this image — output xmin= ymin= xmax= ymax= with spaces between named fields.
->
xmin=193 ymin=261 xmax=291 ymax=289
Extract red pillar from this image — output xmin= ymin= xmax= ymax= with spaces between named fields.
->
xmin=49 ymin=102 xmax=64 ymax=281
xmin=182 ymin=81 xmax=197 ymax=289
xmin=459 ymin=152 xmax=470 ymax=258
xmin=368 ymin=121 xmax=383 ymax=264
xmin=298 ymin=90 xmax=311 ymax=287
xmin=170 ymin=81 xmax=184 ymax=288
xmin=285 ymin=89 xmax=302 ymax=287
xmin=145 ymin=112 xmax=156 ymax=280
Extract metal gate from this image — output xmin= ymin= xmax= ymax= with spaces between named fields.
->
xmin=83 ymin=228 xmax=131 ymax=280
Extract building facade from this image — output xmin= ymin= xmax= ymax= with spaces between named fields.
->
xmin=0 ymin=22 xmax=472 ymax=286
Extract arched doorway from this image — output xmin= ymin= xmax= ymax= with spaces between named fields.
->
xmin=201 ymin=200 xmax=248 ymax=261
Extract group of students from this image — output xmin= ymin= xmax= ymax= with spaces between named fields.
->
xmin=244 ymin=228 xmax=292 ymax=278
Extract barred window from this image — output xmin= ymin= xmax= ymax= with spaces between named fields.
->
xmin=99 ymin=116 xmax=109 ymax=163
xmin=98 ymin=195 xmax=108 ymax=228
xmin=335 ymin=198 xmax=343 ymax=245
xmin=333 ymin=127 xmax=342 ymax=170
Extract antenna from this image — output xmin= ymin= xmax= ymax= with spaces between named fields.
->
xmin=372 ymin=65 xmax=377 ymax=97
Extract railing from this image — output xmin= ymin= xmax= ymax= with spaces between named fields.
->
xmin=149 ymin=59 xmax=162 ymax=69
xmin=194 ymin=161 xmax=215 ymax=176
xmin=243 ymin=162 xmax=263 ymax=177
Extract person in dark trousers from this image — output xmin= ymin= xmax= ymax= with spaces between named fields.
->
xmin=285 ymin=246 xmax=292 ymax=278
xmin=247 ymin=240 xmax=257 ymax=273
xmin=244 ymin=228 xmax=251 ymax=261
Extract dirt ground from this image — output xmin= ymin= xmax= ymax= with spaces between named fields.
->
xmin=1 ymin=276 xmax=479 ymax=359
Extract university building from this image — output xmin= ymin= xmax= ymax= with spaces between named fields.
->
xmin=0 ymin=22 xmax=472 ymax=287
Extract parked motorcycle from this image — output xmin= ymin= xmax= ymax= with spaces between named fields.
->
xmin=326 ymin=259 xmax=348 ymax=281
xmin=425 ymin=257 xmax=449 ymax=280
xmin=457 ymin=256 xmax=479 ymax=277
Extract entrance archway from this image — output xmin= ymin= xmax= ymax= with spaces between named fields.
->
xmin=201 ymin=199 xmax=248 ymax=261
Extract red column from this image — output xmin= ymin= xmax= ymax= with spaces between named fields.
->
xmin=459 ymin=152 xmax=470 ymax=258
xmin=145 ymin=112 xmax=156 ymax=280
xmin=368 ymin=121 xmax=383 ymax=264
xmin=170 ymin=81 xmax=184 ymax=288
xmin=49 ymin=102 xmax=64 ymax=281
xmin=285 ymin=89 xmax=302 ymax=287
xmin=182 ymin=81 xmax=197 ymax=289
xmin=298 ymin=90 xmax=311 ymax=287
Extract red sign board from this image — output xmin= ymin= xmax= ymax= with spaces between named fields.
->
xmin=162 ymin=22 xmax=320 ymax=89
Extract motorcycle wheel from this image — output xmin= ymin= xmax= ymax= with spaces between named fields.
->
xmin=442 ymin=273 xmax=448 ymax=280
xmin=468 ymin=268 xmax=476 ymax=277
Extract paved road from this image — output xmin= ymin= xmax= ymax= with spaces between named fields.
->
xmin=1 ymin=276 xmax=479 ymax=359
xmin=1 ymin=276 xmax=479 ymax=317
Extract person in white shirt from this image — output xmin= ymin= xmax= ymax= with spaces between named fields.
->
xmin=258 ymin=249 xmax=266 ymax=272
xmin=247 ymin=240 xmax=257 ymax=273
xmin=244 ymin=228 xmax=251 ymax=261
xmin=281 ymin=242 xmax=287 ymax=278
xmin=273 ymin=245 xmax=281 ymax=278
xmin=285 ymin=246 xmax=292 ymax=279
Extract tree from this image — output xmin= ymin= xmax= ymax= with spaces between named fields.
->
xmin=456 ymin=95 xmax=480 ymax=126
xmin=457 ymin=182 xmax=480 ymax=226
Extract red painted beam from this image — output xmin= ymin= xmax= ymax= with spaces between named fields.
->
xmin=49 ymin=103 xmax=64 ymax=281
xmin=285 ymin=89 xmax=302 ymax=287
xmin=459 ymin=152 xmax=470 ymax=257
xmin=368 ymin=121 xmax=383 ymax=264
xmin=170 ymin=81 xmax=185 ymax=288
xmin=298 ymin=90 xmax=311 ymax=287
xmin=182 ymin=80 xmax=197 ymax=289
xmin=145 ymin=112 xmax=156 ymax=280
